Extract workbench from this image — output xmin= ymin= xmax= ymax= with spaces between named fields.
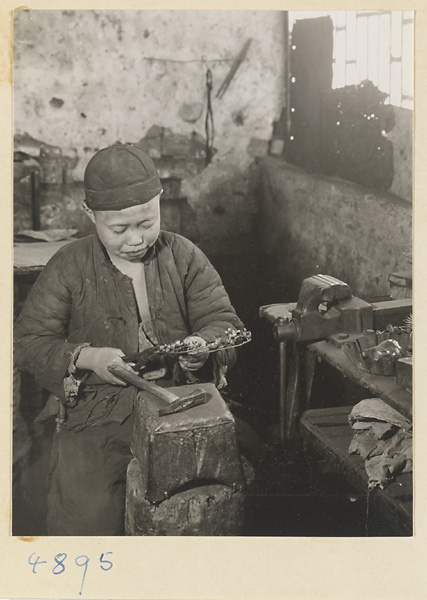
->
xmin=14 ymin=240 xmax=73 ymax=318
xmin=259 ymin=276 xmax=413 ymax=535
xmin=14 ymin=240 xmax=71 ymax=275
xmin=300 ymin=341 xmax=412 ymax=535
xmin=300 ymin=406 xmax=413 ymax=535
xmin=307 ymin=340 xmax=412 ymax=420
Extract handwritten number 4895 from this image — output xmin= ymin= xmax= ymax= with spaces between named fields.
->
xmin=28 ymin=552 xmax=113 ymax=595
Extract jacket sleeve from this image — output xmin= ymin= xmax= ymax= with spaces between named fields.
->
xmin=183 ymin=242 xmax=244 ymax=377
xmin=14 ymin=250 xmax=88 ymax=402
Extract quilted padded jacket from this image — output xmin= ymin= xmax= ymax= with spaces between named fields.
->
xmin=14 ymin=231 xmax=243 ymax=430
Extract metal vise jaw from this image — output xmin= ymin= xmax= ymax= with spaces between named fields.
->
xmin=271 ymin=274 xmax=373 ymax=343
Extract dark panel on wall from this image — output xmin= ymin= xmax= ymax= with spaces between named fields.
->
xmin=285 ymin=16 xmax=334 ymax=171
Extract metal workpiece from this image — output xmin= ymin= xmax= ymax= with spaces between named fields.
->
xmin=338 ymin=328 xmax=412 ymax=377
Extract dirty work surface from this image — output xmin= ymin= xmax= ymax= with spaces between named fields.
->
xmin=14 ymin=241 xmax=71 ymax=272
xmin=300 ymin=406 xmax=413 ymax=536
xmin=308 ymin=342 xmax=412 ymax=420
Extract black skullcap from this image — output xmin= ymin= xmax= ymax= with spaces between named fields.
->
xmin=84 ymin=144 xmax=162 ymax=210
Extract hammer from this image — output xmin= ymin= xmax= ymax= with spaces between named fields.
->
xmin=108 ymin=364 xmax=211 ymax=416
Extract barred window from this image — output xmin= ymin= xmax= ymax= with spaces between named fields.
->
xmin=288 ymin=11 xmax=414 ymax=109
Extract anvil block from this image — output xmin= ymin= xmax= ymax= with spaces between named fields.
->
xmin=132 ymin=383 xmax=245 ymax=503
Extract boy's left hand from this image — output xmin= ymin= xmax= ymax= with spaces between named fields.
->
xmin=178 ymin=336 xmax=209 ymax=372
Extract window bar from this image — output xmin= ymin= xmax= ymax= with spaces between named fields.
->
xmin=357 ymin=15 xmax=368 ymax=82
xmin=377 ymin=17 xmax=381 ymax=89
xmin=401 ymin=19 xmax=413 ymax=105
xmin=379 ymin=12 xmax=391 ymax=97
xmin=367 ymin=15 xmax=379 ymax=86
xmin=346 ymin=11 xmax=357 ymax=85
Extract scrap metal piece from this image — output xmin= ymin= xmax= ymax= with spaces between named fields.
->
xmin=122 ymin=328 xmax=252 ymax=372
xmin=342 ymin=330 xmax=409 ymax=376
xmin=122 ymin=346 xmax=164 ymax=372
xmin=368 ymin=339 xmax=403 ymax=362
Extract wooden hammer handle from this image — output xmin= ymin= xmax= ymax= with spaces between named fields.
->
xmin=108 ymin=364 xmax=179 ymax=405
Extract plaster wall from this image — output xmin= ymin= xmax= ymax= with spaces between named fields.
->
xmin=257 ymin=157 xmax=412 ymax=301
xmin=14 ymin=9 xmax=286 ymax=307
xmin=388 ymin=107 xmax=413 ymax=202
xmin=14 ymin=9 xmax=285 ymax=178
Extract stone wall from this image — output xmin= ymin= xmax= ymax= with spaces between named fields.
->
xmin=256 ymin=156 xmax=412 ymax=302
xmin=14 ymin=10 xmax=286 ymax=178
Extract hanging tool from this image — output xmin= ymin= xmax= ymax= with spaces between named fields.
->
xmin=205 ymin=68 xmax=214 ymax=165
xmin=30 ymin=170 xmax=41 ymax=231
xmin=216 ymin=38 xmax=252 ymax=99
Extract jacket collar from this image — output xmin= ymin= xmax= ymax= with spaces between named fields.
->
xmin=93 ymin=234 xmax=159 ymax=272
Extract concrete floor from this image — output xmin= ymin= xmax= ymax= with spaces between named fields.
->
xmin=13 ymin=420 xmax=53 ymax=537
xmin=12 ymin=416 xmax=397 ymax=537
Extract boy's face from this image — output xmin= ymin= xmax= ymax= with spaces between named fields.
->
xmin=86 ymin=195 xmax=161 ymax=262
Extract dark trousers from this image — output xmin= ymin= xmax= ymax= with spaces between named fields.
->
xmin=47 ymin=417 xmax=134 ymax=536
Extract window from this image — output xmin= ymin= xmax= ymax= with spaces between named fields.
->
xmin=288 ymin=11 xmax=414 ymax=109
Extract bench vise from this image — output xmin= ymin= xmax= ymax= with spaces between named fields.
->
xmin=260 ymin=274 xmax=412 ymax=446
xmin=261 ymin=274 xmax=373 ymax=343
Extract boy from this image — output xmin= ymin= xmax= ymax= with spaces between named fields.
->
xmin=14 ymin=143 xmax=244 ymax=536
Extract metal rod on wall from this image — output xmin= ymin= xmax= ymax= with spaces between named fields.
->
xmin=30 ymin=171 xmax=41 ymax=231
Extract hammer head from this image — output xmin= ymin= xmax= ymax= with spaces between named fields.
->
xmin=158 ymin=389 xmax=211 ymax=416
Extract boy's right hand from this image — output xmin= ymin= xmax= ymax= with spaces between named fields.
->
xmin=75 ymin=347 xmax=135 ymax=386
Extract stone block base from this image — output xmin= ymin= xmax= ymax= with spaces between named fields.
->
xmin=126 ymin=457 xmax=252 ymax=536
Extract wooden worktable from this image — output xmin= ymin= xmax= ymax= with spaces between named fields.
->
xmin=301 ymin=342 xmax=412 ymax=535
xmin=308 ymin=340 xmax=412 ymax=420
xmin=14 ymin=241 xmax=71 ymax=275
